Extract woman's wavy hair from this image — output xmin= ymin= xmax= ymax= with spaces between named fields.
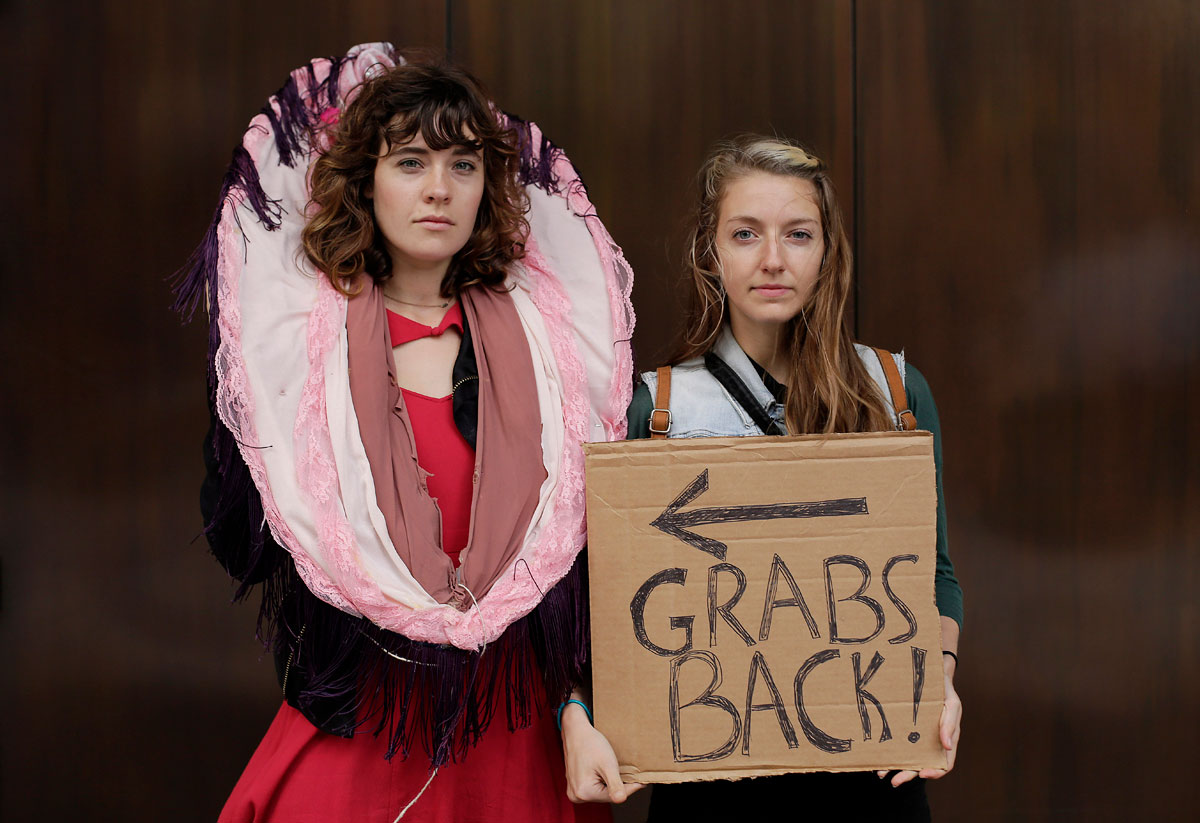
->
xmin=302 ymin=61 xmax=529 ymax=297
xmin=675 ymin=134 xmax=894 ymax=434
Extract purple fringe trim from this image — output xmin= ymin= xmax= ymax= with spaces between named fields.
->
xmin=173 ymin=49 xmax=362 ymax=328
xmin=262 ymin=55 xmax=352 ymax=168
xmin=206 ymin=419 xmax=273 ymax=605
xmin=261 ymin=46 xmax=383 ymax=168
xmin=506 ymin=112 xmax=565 ymax=195
xmin=277 ymin=532 xmax=590 ymax=765
xmin=171 ymin=143 xmax=284 ymax=396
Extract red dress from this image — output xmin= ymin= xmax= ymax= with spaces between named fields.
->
xmin=219 ymin=305 xmax=608 ymax=823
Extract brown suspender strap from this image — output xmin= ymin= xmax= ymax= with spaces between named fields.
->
xmin=871 ymin=347 xmax=918 ymax=431
xmin=649 ymin=366 xmax=672 ymax=438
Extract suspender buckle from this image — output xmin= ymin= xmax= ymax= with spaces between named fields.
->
xmin=649 ymin=408 xmax=672 ymax=435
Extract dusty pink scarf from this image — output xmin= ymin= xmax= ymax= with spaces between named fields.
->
xmin=345 ymin=277 xmax=546 ymax=606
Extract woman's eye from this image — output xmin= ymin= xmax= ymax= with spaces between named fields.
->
xmin=397 ymin=158 xmax=421 ymax=169
xmin=732 ymin=229 xmax=755 ymax=241
xmin=453 ymin=160 xmax=478 ymax=172
xmin=790 ymin=230 xmax=814 ymax=240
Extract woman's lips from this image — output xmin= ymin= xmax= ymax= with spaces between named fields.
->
xmin=754 ymin=285 xmax=792 ymax=298
xmin=416 ymin=216 xmax=454 ymax=230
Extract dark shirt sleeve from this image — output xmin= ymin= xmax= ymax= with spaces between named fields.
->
xmin=905 ymin=363 xmax=964 ymax=629
xmin=626 ymin=381 xmax=654 ymax=440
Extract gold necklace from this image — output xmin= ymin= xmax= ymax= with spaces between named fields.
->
xmin=384 ymin=292 xmax=451 ymax=309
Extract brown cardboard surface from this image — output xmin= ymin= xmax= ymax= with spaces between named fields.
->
xmin=584 ymin=431 xmax=947 ymax=783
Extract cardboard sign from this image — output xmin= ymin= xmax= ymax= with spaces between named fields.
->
xmin=584 ymin=432 xmax=946 ymax=783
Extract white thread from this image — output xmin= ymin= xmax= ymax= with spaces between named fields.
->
xmin=358 ymin=629 xmax=433 ymax=666
xmin=458 ymin=583 xmax=493 ymax=648
xmin=393 ymin=767 xmax=438 ymax=821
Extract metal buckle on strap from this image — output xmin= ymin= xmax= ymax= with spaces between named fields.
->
xmin=649 ymin=408 xmax=672 ymax=435
xmin=897 ymin=409 xmax=917 ymax=431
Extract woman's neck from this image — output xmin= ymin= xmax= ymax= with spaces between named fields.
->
xmin=384 ymin=260 xmax=453 ymax=318
xmin=729 ymin=321 xmax=789 ymax=384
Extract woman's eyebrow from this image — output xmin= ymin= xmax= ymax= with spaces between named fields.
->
xmin=386 ymin=144 xmax=479 ymax=158
xmin=722 ymin=214 xmax=765 ymax=225
xmin=387 ymin=144 xmax=431 ymax=157
xmin=721 ymin=214 xmax=820 ymax=228
xmin=724 ymin=214 xmax=819 ymax=222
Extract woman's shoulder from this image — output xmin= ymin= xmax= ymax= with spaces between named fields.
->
xmin=638 ymin=355 xmax=705 ymax=386
xmin=851 ymin=343 xmax=935 ymax=393
xmin=626 ymin=355 xmax=714 ymax=440
xmin=851 ymin=343 xmax=942 ymax=423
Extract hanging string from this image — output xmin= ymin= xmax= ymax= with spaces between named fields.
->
xmin=358 ymin=628 xmax=433 ymax=666
xmin=513 ymin=558 xmax=545 ymax=597
xmin=392 ymin=767 xmax=439 ymax=821
xmin=459 ymin=583 xmax=493 ymax=649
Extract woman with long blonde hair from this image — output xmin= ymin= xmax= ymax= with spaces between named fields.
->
xmin=627 ymin=135 xmax=963 ymax=819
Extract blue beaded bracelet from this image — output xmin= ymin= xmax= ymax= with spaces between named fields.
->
xmin=556 ymin=698 xmax=593 ymax=731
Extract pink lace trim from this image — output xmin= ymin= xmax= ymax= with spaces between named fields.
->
xmin=551 ymin=146 xmax=636 ymax=440
xmin=214 ymin=163 xmax=354 ymax=614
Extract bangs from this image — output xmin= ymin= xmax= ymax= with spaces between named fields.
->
xmin=380 ymin=96 xmax=488 ymax=154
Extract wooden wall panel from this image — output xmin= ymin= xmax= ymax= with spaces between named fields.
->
xmin=452 ymin=0 xmax=855 ymax=368
xmin=6 ymin=1 xmax=1197 ymax=820
xmin=855 ymin=2 xmax=1200 ymax=820
xmin=0 ymin=3 xmax=445 ymax=820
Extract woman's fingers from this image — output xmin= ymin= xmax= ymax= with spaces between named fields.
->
xmin=563 ymin=720 xmax=645 ymax=804
xmin=600 ymin=758 xmax=627 ymax=803
xmin=937 ymin=679 xmax=962 ymax=772
xmin=879 ymin=678 xmax=962 ymax=786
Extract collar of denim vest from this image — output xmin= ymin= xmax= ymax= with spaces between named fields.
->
xmin=713 ymin=326 xmax=788 ymax=430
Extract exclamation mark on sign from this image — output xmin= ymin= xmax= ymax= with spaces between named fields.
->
xmin=907 ymin=646 xmax=927 ymax=743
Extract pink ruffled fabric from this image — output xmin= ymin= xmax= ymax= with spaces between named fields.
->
xmin=210 ymin=43 xmax=635 ymax=648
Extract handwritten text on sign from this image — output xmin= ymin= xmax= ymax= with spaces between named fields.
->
xmin=584 ymin=433 xmax=946 ymax=783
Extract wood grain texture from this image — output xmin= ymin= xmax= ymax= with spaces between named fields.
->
xmin=5 ymin=0 xmax=1197 ymax=819
xmin=452 ymin=0 xmax=855 ymax=369
xmin=855 ymin=2 xmax=1200 ymax=819
xmin=0 ymin=3 xmax=445 ymax=820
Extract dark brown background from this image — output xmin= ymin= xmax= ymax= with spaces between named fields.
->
xmin=2 ymin=1 xmax=1196 ymax=821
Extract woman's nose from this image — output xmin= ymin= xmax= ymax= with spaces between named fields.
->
xmin=761 ymin=238 xmax=784 ymax=272
xmin=424 ymin=166 xmax=451 ymax=201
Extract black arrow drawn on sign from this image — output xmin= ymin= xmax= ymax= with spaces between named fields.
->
xmin=650 ymin=469 xmax=869 ymax=560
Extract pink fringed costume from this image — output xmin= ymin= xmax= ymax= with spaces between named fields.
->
xmin=176 ymin=43 xmax=635 ymax=820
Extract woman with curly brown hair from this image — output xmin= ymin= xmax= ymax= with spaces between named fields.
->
xmin=180 ymin=44 xmax=637 ymax=821
xmin=626 ymin=135 xmax=963 ymax=820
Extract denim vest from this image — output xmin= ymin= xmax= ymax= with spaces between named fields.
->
xmin=642 ymin=328 xmax=905 ymax=437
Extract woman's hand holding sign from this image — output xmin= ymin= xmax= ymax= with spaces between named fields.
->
xmin=562 ymin=691 xmax=646 ymax=804
xmin=879 ymin=616 xmax=961 ymax=787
